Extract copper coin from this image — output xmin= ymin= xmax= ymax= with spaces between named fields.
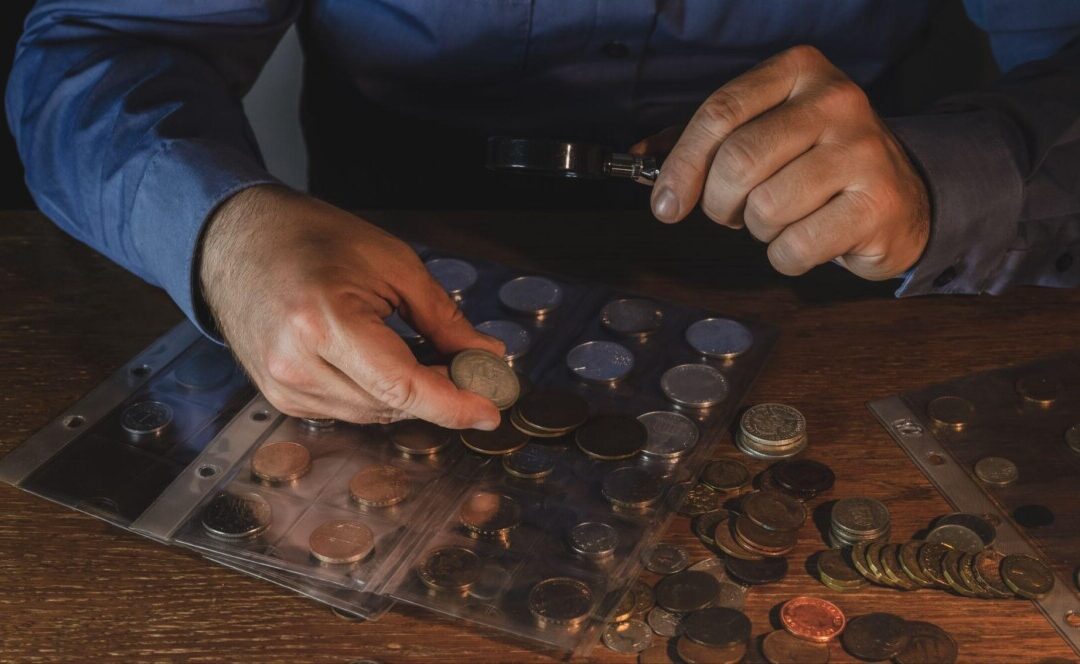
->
xmin=460 ymin=414 xmax=530 ymax=455
xmin=762 ymin=630 xmax=830 ymax=664
xmin=459 ymin=491 xmax=521 ymax=536
xmin=575 ymin=415 xmax=647 ymax=460
xmin=251 ymin=441 xmax=311 ymax=483
xmin=780 ymin=597 xmax=845 ymax=644
xmin=676 ymin=636 xmax=746 ymax=664
xmin=654 ymin=571 xmax=720 ymax=613
xmin=388 ymin=420 xmax=453 ymax=455
xmin=515 ymin=388 xmax=590 ymax=433
xmin=681 ymin=607 xmax=751 ymax=648
xmin=893 ymin=620 xmax=958 ymax=664
xmin=733 ymin=515 xmax=798 ymax=556
xmin=741 ymin=490 xmax=807 ymax=532
xmin=348 ymin=464 xmax=411 ymax=507
xmin=841 ymin=612 xmax=910 ymax=661
xmin=309 ymin=519 xmax=375 ymax=564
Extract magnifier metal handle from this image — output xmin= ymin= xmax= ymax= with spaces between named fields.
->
xmin=605 ymin=153 xmax=659 ymax=186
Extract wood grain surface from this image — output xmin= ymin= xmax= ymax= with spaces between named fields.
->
xmin=2 ymin=209 xmax=1078 ymax=664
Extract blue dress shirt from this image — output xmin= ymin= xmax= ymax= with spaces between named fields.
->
xmin=7 ymin=1 xmax=1080 ymax=337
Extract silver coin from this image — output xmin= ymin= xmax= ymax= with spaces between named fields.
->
xmin=602 ymin=619 xmax=653 ymax=654
xmin=831 ymin=498 xmax=891 ymax=536
xmin=735 ymin=431 xmax=807 ymax=460
xmin=646 ymin=607 xmax=681 ymax=637
xmin=384 ymin=311 xmax=422 ymax=341
xmin=644 ymin=543 xmax=690 ymax=575
xmin=566 ymin=340 xmax=635 ymax=383
xmin=660 ymin=364 xmax=729 ymax=408
xmin=498 ymin=276 xmax=562 ymax=316
xmin=600 ymin=298 xmax=663 ymax=337
xmin=475 ymin=320 xmax=531 ymax=361
xmin=687 ymin=557 xmax=728 ymax=583
xmin=425 ymin=257 xmax=478 ymax=297
xmin=503 ymin=444 xmax=556 ymax=479
xmin=739 ymin=403 xmax=806 ymax=447
xmin=1066 ymin=423 xmax=1080 ymax=454
xmin=714 ymin=580 xmax=748 ymax=610
xmin=974 ymin=456 xmax=1019 ymax=486
xmin=638 ymin=411 xmax=700 ymax=459
xmin=201 ymin=491 xmax=272 ymax=540
xmin=926 ymin=523 xmax=985 ymax=554
xmin=121 ymin=400 xmax=173 ymax=438
xmin=569 ymin=521 xmax=619 ymax=558
xmin=685 ymin=318 xmax=753 ymax=359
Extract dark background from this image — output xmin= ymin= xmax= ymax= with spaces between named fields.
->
xmin=2 ymin=1 xmax=33 ymax=208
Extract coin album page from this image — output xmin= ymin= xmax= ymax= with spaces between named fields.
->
xmin=0 ymin=249 xmax=776 ymax=655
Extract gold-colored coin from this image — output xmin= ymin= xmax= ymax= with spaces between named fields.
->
xmin=308 ymin=519 xmax=375 ymax=565
xmin=1001 ymin=554 xmax=1055 ymax=599
xmin=898 ymin=540 xmax=935 ymax=588
xmin=459 ymin=491 xmax=521 ymax=537
xmin=927 ymin=395 xmax=975 ymax=430
xmin=880 ymin=543 xmax=919 ymax=590
xmin=348 ymin=464 xmax=411 ymax=507
xmin=251 ymin=441 xmax=311 ymax=483
xmin=941 ymin=550 xmax=978 ymax=597
xmin=917 ymin=541 xmax=951 ymax=588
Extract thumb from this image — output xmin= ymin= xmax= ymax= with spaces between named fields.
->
xmin=397 ymin=270 xmax=507 ymax=357
xmin=628 ymin=125 xmax=683 ymax=157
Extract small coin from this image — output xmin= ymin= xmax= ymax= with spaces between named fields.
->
xmin=502 ymin=444 xmax=556 ymax=479
xmin=685 ymin=318 xmax=754 ymax=359
xmin=742 ymin=490 xmax=807 ymax=532
xmin=459 ymin=491 xmax=521 ymax=537
xmin=678 ymin=483 xmax=723 ymax=516
xmin=567 ymin=340 xmax=635 ymax=384
xmin=714 ymin=580 xmax=749 ymax=610
xmin=601 ymin=298 xmax=664 ymax=337
xmin=638 ymin=411 xmax=700 ymax=459
xmin=576 ymin=415 xmax=647 ymax=460
xmin=926 ymin=523 xmax=985 ymax=554
xmin=974 ymin=456 xmax=1019 ymax=486
xmin=460 ymin=415 xmax=530 ymax=455
xmin=644 ymin=543 xmax=690 ymax=575
xmin=762 ymin=630 xmax=830 ymax=664
xmin=646 ymin=606 xmax=681 ymax=637
xmin=475 ymin=320 xmax=531 ymax=361
xmin=568 ymin=521 xmax=619 ymax=558
xmin=724 ymin=555 xmax=789 ymax=585
xmin=683 ymin=607 xmax=751 ymax=648
xmin=384 ymin=311 xmax=422 ymax=341
xmin=450 ymin=348 xmax=521 ymax=410
xmin=121 ymin=400 xmax=173 ymax=438
xmin=603 ymin=467 xmax=664 ymax=509
xmin=771 ymin=459 xmax=835 ymax=499
xmin=251 ymin=441 xmax=311 ymax=483
xmin=499 ymin=275 xmax=563 ymax=316
xmin=893 ymin=620 xmax=958 ymax=664
xmin=603 ymin=619 xmax=654 ymax=654
xmin=349 ymin=465 xmax=411 ymax=507
xmin=711 ymin=512 xmax=765 ymax=561
xmin=927 ymin=395 xmax=975 ymax=430
xmin=388 ymin=420 xmax=453 ymax=456
xmin=841 ymin=612 xmax=910 ymax=662
xmin=661 ymin=364 xmax=729 ymax=408
xmin=655 ymin=570 xmax=720 ymax=613
xmin=417 ymin=546 xmax=482 ymax=593
xmin=202 ymin=491 xmax=272 ymax=540
xmin=529 ymin=577 xmax=593 ymax=626
xmin=515 ymin=388 xmax=590 ymax=433
xmin=700 ymin=459 xmax=751 ymax=492
xmin=1066 ymin=423 xmax=1080 ymax=454
xmin=425 ymin=257 xmax=478 ymax=297
xmin=1016 ymin=373 xmax=1062 ymax=406
xmin=676 ymin=635 xmax=746 ymax=664
xmin=1000 ymin=554 xmax=1055 ymax=599
xmin=309 ymin=519 xmax=375 ymax=565
xmin=780 ymin=597 xmax=845 ymax=644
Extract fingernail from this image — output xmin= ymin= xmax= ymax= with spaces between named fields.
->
xmin=473 ymin=419 xmax=499 ymax=431
xmin=652 ymin=187 xmax=680 ymax=223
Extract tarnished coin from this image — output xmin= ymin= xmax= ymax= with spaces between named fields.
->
xmin=817 ymin=548 xmax=867 ymax=588
xmin=917 ymin=541 xmax=951 ymax=587
xmin=974 ymin=456 xmax=1019 ymax=486
xmin=841 ymin=612 xmax=910 ymax=662
xmin=685 ymin=318 xmax=754 ymax=360
xmin=628 ymin=579 xmax=655 ymax=616
xmin=771 ymin=460 xmax=835 ymax=500
xmin=831 ymin=497 xmax=890 ymax=536
xmin=973 ymin=549 xmax=1013 ymax=596
xmin=568 ymin=521 xmax=619 ymax=558
xmin=644 ymin=543 xmax=690 ymax=575
xmin=601 ymin=298 xmax=663 ymax=337
xmin=941 ymin=549 xmax=978 ymax=597
xmin=927 ymin=395 xmax=975 ymax=430
xmin=603 ymin=467 xmax=664 ymax=509
xmin=711 ymin=512 xmax=766 ymax=561
xmin=425 ymin=257 xmax=478 ymax=298
xmin=637 ymin=645 xmax=673 ymax=664
xmin=202 ymin=491 xmax=272 ymax=540
xmin=349 ymin=465 xmax=411 ymax=507
xmin=676 ymin=635 xmax=746 ymax=664
xmin=251 ymin=441 xmax=311 ymax=483
xmin=384 ymin=311 xmax=423 ymax=342
xmin=459 ymin=491 xmax=521 ymax=537
xmin=683 ymin=607 xmax=751 ymax=648
xmin=1001 ymin=554 xmax=1055 ymax=599
xmin=688 ymin=557 xmax=728 ymax=582
xmin=692 ymin=512 xmax=729 ymax=548
xmin=450 ymin=348 xmax=520 ymax=410
xmin=499 ymin=275 xmax=562 ymax=316
xmin=417 ymin=546 xmax=482 ymax=593
xmin=700 ymin=459 xmax=751 ymax=492
xmin=309 ymin=519 xmax=375 ymax=565
xmin=1066 ymin=423 xmax=1080 ymax=454
xmin=515 ymin=388 xmax=590 ymax=434
xmin=926 ymin=523 xmax=985 ymax=554
xmin=460 ymin=415 xmax=530 ymax=455
xmin=567 ymin=340 xmax=635 ymax=384
xmin=503 ymin=444 xmax=556 ymax=479
xmin=880 ymin=544 xmax=920 ymax=590
xmin=121 ymin=400 xmax=173 ymax=439
xmin=388 ymin=420 xmax=453 ymax=456
xmin=529 ymin=577 xmax=593 ymax=626
xmin=781 ymin=597 xmax=845 ymax=644
xmin=647 ymin=606 xmax=681 ymax=637
xmin=724 ymin=555 xmax=789 ymax=586
xmin=742 ymin=490 xmax=807 ymax=532
xmin=762 ymin=630 xmax=830 ymax=664
xmin=1017 ymin=373 xmax=1062 ymax=406
xmin=603 ymin=619 xmax=653 ymax=654
xmin=655 ymin=570 xmax=720 ymax=613
xmin=638 ymin=411 xmax=700 ymax=458
xmin=475 ymin=320 xmax=531 ymax=361
xmin=734 ymin=516 xmax=798 ymax=556
xmin=714 ymin=580 xmax=749 ymax=610
xmin=936 ymin=513 xmax=996 ymax=547
xmin=576 ymin=415 xmax=647 ymax=460
xmin=740 ymin=404 xmax=806 ymax=446
xmin=893 ymin=620 xmax=958 ymax=664
xmin=661 ymin=364 xmax=729 ymax=408
xmin=897 ymin=541 xmax=935 ymax=588
xmin=676 ymin=483 xmax=724 ymax=516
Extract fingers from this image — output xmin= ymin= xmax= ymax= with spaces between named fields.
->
xmin=628 ymin=125 xmax=683 ymax=157
xmin=766 ymin=191 xmax=867 ymax=276
xmin=399 ymin=264 xmax=506 ymax=358
xmin=651 ymin=48 xmax=807 ymax=224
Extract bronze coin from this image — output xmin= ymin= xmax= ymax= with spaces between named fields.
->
xmin=308 ymin=519 xmax=375 ymax=564
xmin=459 ymin=491 xmax=521 ymax=536
xmin=712 ymin=512 xmax=766 ymax=561
xmin=893 ymin=621 xmax=958 ymax=664
xmin=515 ymin=388 xmax=590 ymax=433
xmin=880 ymin=544 xmax=920 ymax=590
xmin=348 ymin=464 xmax=411 ymax=507
xmin=682 ymin=607 xmax=751 ymax=648
xmin=973 ymin=549 xmax=1014 ymax=596
xmin=841 ymin=612 xmax=910 ymax=661
xmin=916 ymin=541 xmax=951 ymax=587
xmin=816 ymin=548 xmax=865 ymax=586
xmin=676 ymin=636 xmax=745 ymax=664
xmin=655 ymin=570 xmax=720 ymax=613
xmin=388 ymin=420 xmax=453 ymax=455
xmin=678 ymin=483 xmax=724 ymax=516
xmin=762 ymin=630 xmax=830 ymax=664
xmin=460 ymin=414 xmax=530 ymax=455
xmin=941 ymin=549 xmax=978 ymax=597
xmin=575 ymin=415 xmax=647 ymax=460
xmin=1001 ymin=554 xmax=1055 ymax=599
xmin=780 ymin=596 xmax=845 ymax=644
xmin=1016 ymin=373 xmax=1062 ymax=406
xmin=898 ymin=540 xmax=936 ymax=587
xmin=733 ymin=515 xmax=798 ymax=556
xmin=700 ymin=459 xmax=751 ymax=492
xmin=741 ymin=490 xmax=807 ymax=532
xmin=251 ymin=441 xmax=311 ymax=483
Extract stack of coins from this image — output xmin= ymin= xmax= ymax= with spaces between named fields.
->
xmin=842 ymin=613 xmax=958 ymax=664
xmin=458 ymin=491 xmax=522 ymax=543
xmin=729 ymin=490 xmax=806 ymax=558
xmin=736 ymin=403 xmax=807 ymax=459
xmin=508 ymin=388 xmax=590 ymax=439
xmin=814 ymin=548 xmax=869 ymax=592
xmin=829 ymin=497 xmax=891 ymax=547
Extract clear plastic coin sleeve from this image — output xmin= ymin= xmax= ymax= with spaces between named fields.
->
xmin=0 ymin=246 xmax=776 ymax=654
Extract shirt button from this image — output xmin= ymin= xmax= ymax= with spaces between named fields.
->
xmin=602 ymin=41 xmax=630 ymax=58
xmin=1055 ymin=252 xmax=1073 ymax=272
xmin=932 ymin=266 xmax=958 ymax=288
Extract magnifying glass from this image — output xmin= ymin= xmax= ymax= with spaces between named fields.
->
xmin=486 ymin=136 xmax=660 ymax=186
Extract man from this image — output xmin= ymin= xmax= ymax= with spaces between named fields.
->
xmin=7 ymin=2 xmax=1080 ymax=430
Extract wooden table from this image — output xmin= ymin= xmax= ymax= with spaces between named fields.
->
xmin=2 ymin=209 xmax=1078 ymax=663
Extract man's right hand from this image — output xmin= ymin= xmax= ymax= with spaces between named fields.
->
xmin=199 ymin=185 xmax=504 ymax=429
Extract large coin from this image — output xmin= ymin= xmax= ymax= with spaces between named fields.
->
xmin=459 ymin=491 xmax=521 ymax=537
xmin=927 ymin=395 xmax=975 ymax=430
xmin=499 ymin=275 xmax=563 ymax=316
xmin=771 ymin=459 xmax=835 ymax=499
xmin=602 ymin=619 xmax=653 ymax=654
xmin=973 ymin=456 xmax=1019 ymax=486
xmin=425 ymin=257 xmax=478 ymax=298
xmin=1016 ymin=373 xmax=1062 ymax=406
xmin=660 ymin=364 xmax=729 ymax=408
xmin=515 ymin=388 xmax=590 ymax=433
xmin=576 ymin=415 xmax=647 ymax=460
xmin=733 ymin=516 xmax=798 ymax=556
xmin=779 ymin=597 xmax=845 ymax=643
xmin=893 ymin=620 xmax=958 ymax=664
xmin=973 ymin=549 xmax=1014 ymax=596
xmin=308 ymin=519 xmax=375 ymax=565
xmin=831 ymin=497 xmax=890 ymax=536
xmin=349 ymin=464 xmax=411 ymax=507
xmin=1001 ymin=554 xmax=1055 ymax=599
xmin=417 ymin=546 xmax=482 ymax=593
xmin=603 ymin=467 xmax=663 ymax=509
xmin=654 ymin=570 xmax=720 ymax=613
xmin=724 ymin=555 xmax=788 ymax=585
xmin=916 ymin=541 xmax=951 ymax=587
xmin=638 ymin=411 xmax=700 ymax=459
xmin=762 ymin=630 xmax=830 ymax=664
xmin=202 ymin=491 xmax=272 ymax=540
xmin=251 ymin=441 xmax=311 ymax=483
xmin=529 ymin=577 xmax=593 ymax=626
xmin=475 ymin=320 xmax=531 ymax=361
xmin=685 ymin=318 xmax=754 ymax=359
xmin=742 ymin=490 xmax=807 ymax=532
xmin=567 ymin=340 xmax=635 ymax=383
xmin=388 ymin=420 xmax=453 ymax=456
xmin=935 ymin=513 xmax=996 ymax=547
xmin=740 ymin=404 xmax=806 ymax=446
xmin=460 ymin=415 xmax=530 ymax=455
xmin=897 ymin=541 xmax=935 ymax=588
xmin=841 ymin=613 xmax=910 ymax=661
xmin=816 ymin=548 xmax=866 ymax=588
xmin=692 ymin=512 xmax=728 ymax=548
xmin=676 ymin=636 xmax=746 ymax=664
xmin=926 ymin=523 xmax=985 ymax=554
xmin=450 ymin=348 xmax=521 ymax=410
xmin=568 ymin=521 xmax=619 ymax=558
xmin=643 ymin=543 xmax=690 ymax=575
xmin=700 ymin=459 xmax=751 ymax=492
xmin=601 ymin=298 xmax=664 ymax=337
xmin=682 ymin=607 xmax=751 ymax=648
xmin=121 ymin=400 xmax=173 ymax=439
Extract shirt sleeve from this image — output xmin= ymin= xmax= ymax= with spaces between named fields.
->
xmin=888 ymin=2 xmax=1080 ymax=296
xmin=5 ymin=1 xmax=301 ymax=335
